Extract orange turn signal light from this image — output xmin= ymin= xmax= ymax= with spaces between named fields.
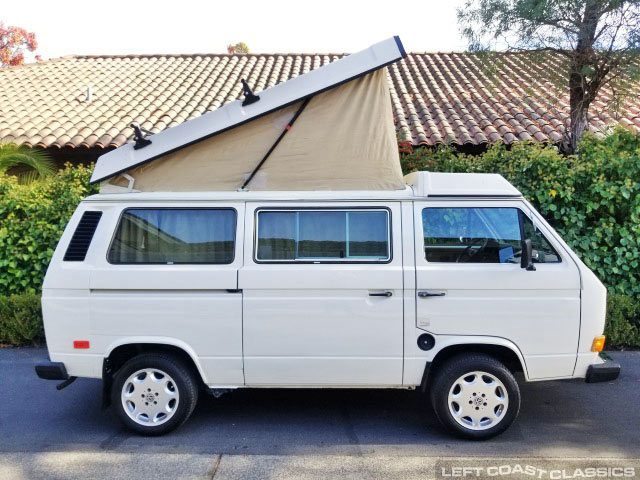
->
xmin=591 ymin=335 xmax=606 ymax=352
xmin=73 ymin=340 xmax=90 ymax=349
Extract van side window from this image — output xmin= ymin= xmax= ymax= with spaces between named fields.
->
xmin=422 ymin=207 xmax=560 ymax=263
xmin=521 ymin=214 xmax=561 ymax=263
xmin=108 ymin=209 xmax=236 ymax=264
xmin=256 ymin=209 xmax=390 ymax=262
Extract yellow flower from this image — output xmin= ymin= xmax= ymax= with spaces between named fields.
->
xmin=549 ymin=189 xmax=557 ymax=198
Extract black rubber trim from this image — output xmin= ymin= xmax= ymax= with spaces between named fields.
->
xmin=252 ymin=206 xmax=393 ymax=265
xmin=394 ymin=35 xmax=407 ymax=58
xmin=585 ymin=358 xmax=621 ymax=383
xmin=419 ymin=361 xmax=432 ymax=394
xmin=90 ymin=48 xmax=406 ymax=185
xmin=102 ymin=358 xmax=113 ymax=409
xmin=35 ymin=362 xmax=69 ymax=380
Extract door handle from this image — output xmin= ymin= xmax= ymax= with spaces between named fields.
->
xmin=369 ymin=291 xmax=393 ymax=297
xmin=418 ymin=291 xmax=446 ymax=298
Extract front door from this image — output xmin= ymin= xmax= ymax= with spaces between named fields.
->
xmin=414 ymin=200 xmax=581 ymax=379
xmin=240 ymin=202 xmax=404 ymax=385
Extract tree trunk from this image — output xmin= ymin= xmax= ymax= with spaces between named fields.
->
xmin=561 ymin=0 xmax=602 ymax=154
xmin=564 ymin=69 xmax=591 ymax=154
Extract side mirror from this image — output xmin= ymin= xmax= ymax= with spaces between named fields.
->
xmin=521 ymin=239 xmax=536 ymax=271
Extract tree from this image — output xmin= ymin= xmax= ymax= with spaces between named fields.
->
xmin=227 ymin=42 xmax=250 ymax=54
xmin=0 ymin=141 xmax=54 ymax=183
xmin=0 ymin=22 xmax=38 ymax=67
xmin=458 ymin=0 xmax=640 ymax=153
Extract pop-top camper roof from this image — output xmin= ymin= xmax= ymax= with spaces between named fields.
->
xmin=91 ymin=37 xmax=407 ymax=192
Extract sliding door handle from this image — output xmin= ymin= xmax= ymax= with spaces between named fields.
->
xmin=369 ymin=291 xmax=393 ymax=297
xmin=418 ymin=291 xmax=446 ymax=298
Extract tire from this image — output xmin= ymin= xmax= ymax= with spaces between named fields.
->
xmin=430 ymin=353 xmax=520 ymax=440
xmin=110 ymin=353 xmax=199 ymax=436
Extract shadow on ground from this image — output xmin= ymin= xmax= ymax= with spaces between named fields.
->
xmin=1 ymin=349 xmax=638 ymax=459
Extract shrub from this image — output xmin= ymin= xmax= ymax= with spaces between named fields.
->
xmin=401 ymin=127 xmax=640 ymax=297
xmin=0 ymin=292 xmax=44 ymax=346
xmin=0 ymin=163 xmax=97 ymax=296
xmin=605 ymin=294 xmax=640 ymax=349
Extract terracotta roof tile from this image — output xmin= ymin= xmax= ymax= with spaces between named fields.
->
xmin=1 ymin=52 xmax=638 ymax=151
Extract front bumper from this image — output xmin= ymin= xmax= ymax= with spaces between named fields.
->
xmin=35 ymin=361 xmax=69 ymax=380
xmin=585 ymin=354 xmax=621 ymax=383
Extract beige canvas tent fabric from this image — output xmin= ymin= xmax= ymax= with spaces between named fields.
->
xmin=107 ymin=68 xmax=404 ymax=191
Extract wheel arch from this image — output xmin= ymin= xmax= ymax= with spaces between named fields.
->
xmin=421 ymin=337 xmax=528 ymax=393
xmin=102 ymin=338 xmax=208 ymax=407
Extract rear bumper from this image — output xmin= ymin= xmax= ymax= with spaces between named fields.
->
xmin=35 ymin=362 xmax=69 ymax=380
xmin=585 ymin=355 xmax=621 ymax=383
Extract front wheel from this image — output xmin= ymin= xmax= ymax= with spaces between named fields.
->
xmin=111 ymin=353 xmax=199 ymax=436
xmin=430 ymin=354 xmax=520 ymax=439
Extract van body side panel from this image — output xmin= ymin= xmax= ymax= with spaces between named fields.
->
xmin=401 ymin=201 xmax=426 ymax=386
xmin=40 ymin=189 xmax=601 ymax=388
xmin=41 ymin=206 xmax=103 ymax=378
xmin=240 ymin=202 xmax=404 ymax=386
xmin=574 ymin=262 xmax=607 ymax=377
xmin=85 ymin=202 xmax=245 ymax=386
xmin=42 ymin=289 xmax=103 ymax=378
xmin=414 ymin=200 xmax=581 ymax=379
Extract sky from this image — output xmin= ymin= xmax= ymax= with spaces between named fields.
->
xmin=2 ymin=0 xmax=468 ymax=61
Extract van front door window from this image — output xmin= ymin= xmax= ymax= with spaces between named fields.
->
xmin=422 ymin=207 xmax=559 ymax=263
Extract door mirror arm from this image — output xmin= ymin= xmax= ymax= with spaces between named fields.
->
xmin=521 ymin=239 xmax=536 ymax=271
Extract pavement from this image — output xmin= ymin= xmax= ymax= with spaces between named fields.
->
xmin=1 ymin=348 xmax=639 ymax=479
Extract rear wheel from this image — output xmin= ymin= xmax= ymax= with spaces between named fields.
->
xmin=111 ymin=353 xmax=199 ymax=436
xmin=430 ymin=354 xmax=520 ymax=439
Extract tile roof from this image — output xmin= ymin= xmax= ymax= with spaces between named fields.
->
xmin=1 ymin=52 xmax=639 ymax=152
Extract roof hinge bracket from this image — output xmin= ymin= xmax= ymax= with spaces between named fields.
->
xmin=131 ymin=124 xmax=153 ymax=150
xmin=241 ymin=79 xmax=260 ymax=106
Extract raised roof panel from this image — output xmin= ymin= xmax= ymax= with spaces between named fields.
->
xmin=404 ymin=172 xmax=522 ymax=198
xmin=90 ymin=37 xmax=406 ymax=185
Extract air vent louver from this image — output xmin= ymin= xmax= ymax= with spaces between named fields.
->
xmin=63 ymin=211 xmax=102 ymax=261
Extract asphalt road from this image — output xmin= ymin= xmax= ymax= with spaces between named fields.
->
xmin=1 ymin=348 xmax=639 ymax=479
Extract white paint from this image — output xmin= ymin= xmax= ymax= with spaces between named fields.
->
xmin=239 ymin=202 xmax=404 ymax=385
xmin=413 ymin=199 xmax=581 ymax=379
xmin=405 ymin=171 xmax=521 ymax=198
xmin=41 ymin=173 xmax=607 ymax=390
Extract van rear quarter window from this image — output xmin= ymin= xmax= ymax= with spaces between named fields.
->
xmin=256 ymin=209 xmax=390 ymax=262
xmin=108 ymin=208 xmax=236 ymax=264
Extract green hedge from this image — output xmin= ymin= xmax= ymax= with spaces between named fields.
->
xmin=401 ymin=128 xmax=640 ymax=297
xmin=0 ymin=131 xmax=638 ymax=347
xmin=605 ymin=294 xmax=640 ymax=349
xmin=0 ymin=163 xmax=97 ymax=296
xmin=0 ymin=293 xmax=44 ymax=346
xmin=401 ymin=128 xmax=640 ymax=348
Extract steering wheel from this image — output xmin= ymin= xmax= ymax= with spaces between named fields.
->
xmin=456 ymin=237 xmax=489 ymax=262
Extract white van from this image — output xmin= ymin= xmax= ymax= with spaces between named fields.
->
xmin=35 ymin=171 xmax=619 ymax=439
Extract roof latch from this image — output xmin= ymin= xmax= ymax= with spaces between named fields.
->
xmin=131 ymin=124 xmax=153 ymax=150
xmin=241 ymin=79 xmax=260 ymax=106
